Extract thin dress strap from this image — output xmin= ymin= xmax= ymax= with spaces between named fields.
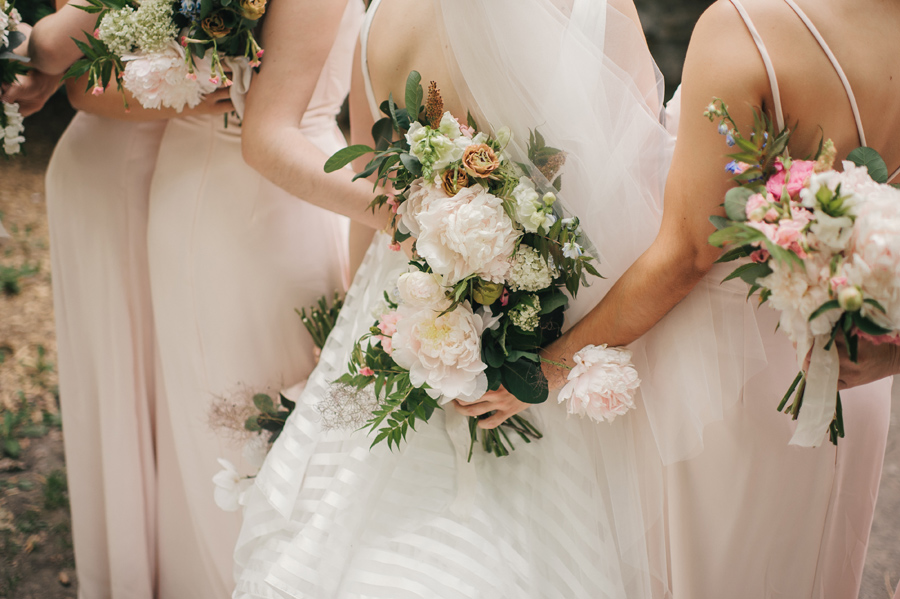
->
xmin=360 ymin=0 xmax=384 ymax=120
xmin=728 ymin=0 xmax=786 ymax=131
xmin=781 ymin=0 xmax=867 ymax=147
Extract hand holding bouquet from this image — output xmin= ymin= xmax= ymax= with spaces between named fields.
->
xmin=0 ymin=0 xmax=27 ymax=157
xmin=65 ymin=0 xmax=264 ymax=111
xmin=706 ymin=98 xmax=900 ymax=447
xmin=324 ymin=73 xmax=639 ymax=459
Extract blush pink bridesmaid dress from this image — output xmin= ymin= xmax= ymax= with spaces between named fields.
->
xmin=145 ymin=3 xmax=363 ymax=598
xmin=45 ymin=113 xmax=165 ymax=599
xmin=664 ymin=1 xmax=896 ymax=598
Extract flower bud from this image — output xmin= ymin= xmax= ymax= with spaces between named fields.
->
xmin=542 ymin=192 xmax=557 ymax=206
xmin=472 ymin=279 xmax=504 ymax=306
xmin=838 ymin=286 xmax=863 ymax=312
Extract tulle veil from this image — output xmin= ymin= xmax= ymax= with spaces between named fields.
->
xmin=436 ymin=0 xmax=770 ymax=594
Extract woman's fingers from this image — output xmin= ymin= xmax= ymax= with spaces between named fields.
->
xmin=452 ymin=399 xmax=495 ymax=417
xmin=477 ymin=410 xmax=511 ymax=430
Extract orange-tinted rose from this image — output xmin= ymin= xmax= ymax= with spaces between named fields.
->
xmin=239 ymin=0 xmax=266 ymax=20
xmin=441 ymin=167 xmax=469 ymax=196
xmin=202 ymin=14 xmax=231 ymax=39
xmin=462 ymin=143 xmax=500 ymax=179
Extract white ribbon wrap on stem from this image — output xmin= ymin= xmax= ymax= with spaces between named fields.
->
xmin=222 ymin=56 xmax=253 ymax=120
xmin=789 ymin=335 xmax=840 ymax=447
xmin=444 ymin=408 xmax=477 ymax=518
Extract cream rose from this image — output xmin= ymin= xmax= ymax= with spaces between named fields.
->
xmin=397 ymin=271 xmax=446 ymax=308
xmin=415 ymin=186 xmax=519 ymax=285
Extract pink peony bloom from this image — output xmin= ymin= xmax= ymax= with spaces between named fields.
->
xmin=359 ymin=367 xmax=375 ymax=377
xmin=766 ymin=159 xmax=816 ymax=198
xmin=557 ymin=345 xmax=640 ymax=424
xmin=377 ymin=311 xmax=401 ymax=337
xmin=379 ymin=336 xmax=393 ymax=355
xmin=774 ymin=219 xmax=805 ymax=249
xmin=764 ymin=208 xmax=780 ymax=222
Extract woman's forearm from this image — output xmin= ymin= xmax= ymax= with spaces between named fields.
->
xmin=542 ymin=235 xmax=710 ymax=388
xmin=27 ymin=1 xmax=95 ymax=74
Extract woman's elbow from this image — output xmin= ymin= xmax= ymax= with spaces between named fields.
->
xmin=240 ymin=117 xmax=268 ymax=174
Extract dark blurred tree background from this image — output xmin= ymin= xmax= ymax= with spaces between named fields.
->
xmin=635 ymin=0 xmax=716 ymax=99
xmin=16 ymin=0 xmax=55 ymax=25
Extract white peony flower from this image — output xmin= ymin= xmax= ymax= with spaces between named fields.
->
xmin=507 ymin=245 xmax=555 ymax=292
xmin=122 ymin=41 xmax=217 ymax=111
xmin=557 ymin=345 xmax=641 ymax=424
xmin=391 ymin=301 xmax=496 ymax=403
xmin=212 ymin=458 xmax=251 ymax=512
xmin=396 ymin=271 xmax=446 ymax=308
xmin=415 ymin=185 xmax=519 ymax=285
xmin=396 ymin=181 xmax=446 ymax=237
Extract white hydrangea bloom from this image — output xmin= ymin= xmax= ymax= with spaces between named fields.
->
xmin=133 ymin=0 xmax=178 ymax=52
xmin=507 ymin=245 xmax=554 ymax=292
xmin=509 ymin=295 xmax=541 ymax=332
xmin=98 ymin=7 xmax=138 ymax=56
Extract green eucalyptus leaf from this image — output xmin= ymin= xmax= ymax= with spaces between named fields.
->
xmin=253 ymin=393 xmax=275 ymax=412
xmin=399 ymin=153 xmax=422 ymax=177
xmin=405 ymin=71 xmax=423 ymax=122
xmin=847 ymin=147 xmax=889 ymax=184
xmin=724 ymin=186 xmax=754 ymax=222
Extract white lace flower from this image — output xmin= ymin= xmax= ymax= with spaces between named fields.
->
xmin=507 ymin=245 xmax=554 ymax=292
xmin=415 ymin=185 xmax=518 ymax=285
xmin=122 ymin=41 xmax=217 ymax=111
xmin=557 ymin=345 xmax=640 ymax=424
xmin=98 ymin=6 xmax=138 ymax=56
xmin=132 ymin=0 xmax=178 ymax=53
xmin=391 ymin=301 xmax=497 ymax=403
xmin=212 ymin=458 xmax=251 ymax=512
xmin=509 ymin=295 xmax=541 ymax=331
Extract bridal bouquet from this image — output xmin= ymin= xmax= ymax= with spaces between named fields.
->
xmin=65 ymin=0 xmax=264 ymax=111
xmin=706 ymin=98 xmax=900 ymax=447
xmin=324 ymin=73 xmax=639 ymax=458
xmin=0 ymin=0 xmax=27 ymax=157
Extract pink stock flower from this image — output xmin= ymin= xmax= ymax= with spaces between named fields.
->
xmin=744 ymin=193 xmax=769 ymax=220
xmin=764 ymin=208 xmax=780 ymax=222
xmin=359 ymin=367 xmax=375 ymax=377
xmin=766 ymin=159 xmax=816 ymax=198
xmin=790 ymin=206 xmax=812 ymax=226
xmin=377 ymin=311 xmax=401 ymax=337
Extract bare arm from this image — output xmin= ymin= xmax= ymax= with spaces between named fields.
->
xmin=241 ymin=0 xmax=388 ymax=230
xmin=540 ymin=1 xmax=770 ymax=388
xmin=27 ymin=0 xmax=95 ymax=75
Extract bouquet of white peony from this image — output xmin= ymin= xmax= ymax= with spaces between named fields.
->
xmin=325 ymin=73 xmax=640 ymax=458
xmin=707 ymin=98 xmax=900 ymax=447
xmin=65 ymin=0 xmax=264 ymax=111
xmin=0 ymin=0 xmax=27 ymax=157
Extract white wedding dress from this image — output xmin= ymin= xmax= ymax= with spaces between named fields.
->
xmin=232 ymin=1 xmax=675 ymax=598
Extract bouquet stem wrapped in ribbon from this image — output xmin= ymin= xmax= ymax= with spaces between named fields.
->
xmin=706 ymin=98 xmax=900 ymax=447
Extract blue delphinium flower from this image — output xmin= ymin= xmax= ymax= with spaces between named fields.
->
xmin=178 ymin=0 xmax=201 ymax=20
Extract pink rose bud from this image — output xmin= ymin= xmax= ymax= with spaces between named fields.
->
xmin=389 ymin=241 xmax=401 ymax=252
xmin=91 ymin=86 xmax=104 ymax=96
xmin=359 ymin=367 xmax=375 ymax=377
xmin=181 ymin=36 xmax=188 ymax=47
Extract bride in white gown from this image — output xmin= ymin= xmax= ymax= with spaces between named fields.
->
xmin=232 ymin=0 xmax=718 ymax=596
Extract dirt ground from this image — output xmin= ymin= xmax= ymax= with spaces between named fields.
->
xmin=1 ymin=95 xmax=899 ymax=598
